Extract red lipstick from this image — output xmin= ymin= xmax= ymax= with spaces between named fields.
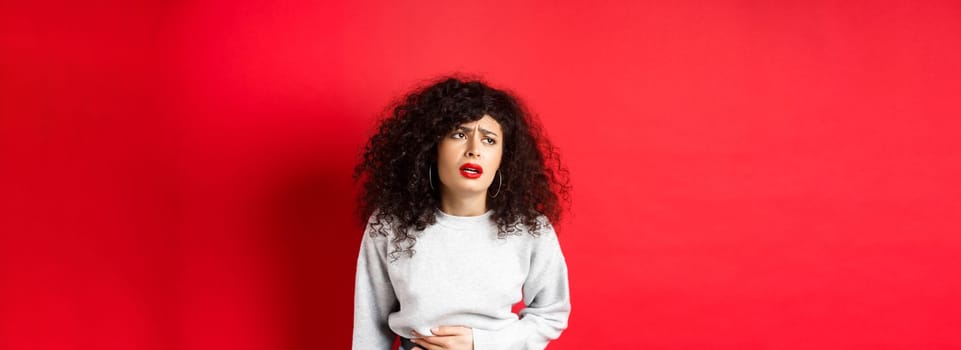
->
xmin=459 ymin=163 xmax=483 ymax=179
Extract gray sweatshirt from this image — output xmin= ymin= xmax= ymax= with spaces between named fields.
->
xmin=352 ymin=209 xmax=571 ymax=349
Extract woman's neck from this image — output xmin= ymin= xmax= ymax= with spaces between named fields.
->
xmin=439 ymin=190 xmax=488 ymax=216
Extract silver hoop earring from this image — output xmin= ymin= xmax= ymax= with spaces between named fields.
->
xmin=428 ymin=166 xmax=435 ymax=190
xmin=490 ymin=170 xmax=503 ymax=198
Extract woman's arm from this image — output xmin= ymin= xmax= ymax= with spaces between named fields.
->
xmin=472 ymin=225 xmax=572 ymax=350
xmin=353 ymin=226 xmax=399 ymax=349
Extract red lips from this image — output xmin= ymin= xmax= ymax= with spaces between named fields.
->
xmin=459 ymin=163 xmax=483 ymax=179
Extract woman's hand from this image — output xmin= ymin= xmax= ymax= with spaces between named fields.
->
xmin=410 ymin=326 xmax=473 ymax=350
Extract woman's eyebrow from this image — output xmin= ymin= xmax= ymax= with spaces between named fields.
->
xmin=456 ymin=125 xmax=499 ymax=137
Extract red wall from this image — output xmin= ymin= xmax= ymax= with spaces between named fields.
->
xmin=2 ymin=0 xmax=959 ymax=348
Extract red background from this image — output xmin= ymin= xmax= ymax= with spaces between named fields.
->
xmin=2 ymin=0 xmax=960 ymax=349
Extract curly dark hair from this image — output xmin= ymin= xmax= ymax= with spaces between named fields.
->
xmin=353 ymin=75 xmax=570 ymax=260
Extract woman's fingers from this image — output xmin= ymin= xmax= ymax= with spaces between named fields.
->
xmin=410 ymin=337 xmax=441 ymax=350
xmin=430 ymin=326 xmax=469 ymax=336
xmin=410 ymin=326 xmax=473 ymax=350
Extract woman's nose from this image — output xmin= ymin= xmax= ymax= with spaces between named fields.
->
xmin=465 ymin=137 xmax=480 ymax=158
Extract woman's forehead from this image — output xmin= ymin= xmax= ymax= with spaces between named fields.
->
xmin=458 ymin=114 xmax=503 ymax=132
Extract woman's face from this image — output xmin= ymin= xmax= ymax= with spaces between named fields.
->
xmin=436 ymin=114 xmax=504 ymax=196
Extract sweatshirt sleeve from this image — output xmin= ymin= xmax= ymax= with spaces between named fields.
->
xmin=352 ymin=222 xmax=399 ymax=349
xmin=472 ymin=223 xmax=572 ymax=350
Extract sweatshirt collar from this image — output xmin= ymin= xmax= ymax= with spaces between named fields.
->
xmin=434 ymin=208 xmax=494 ymax=229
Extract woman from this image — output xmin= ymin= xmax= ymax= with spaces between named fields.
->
xmin=352 ymin=76 xmax=571 ymax=350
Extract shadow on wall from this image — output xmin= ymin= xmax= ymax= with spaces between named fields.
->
xmin=255 ymin=129 xmax=365 ymax=349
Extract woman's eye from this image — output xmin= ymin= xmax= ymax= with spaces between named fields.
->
xmin=484 ymin=137 xmax=496 ymax=145
xmin=451 ymin=132 xmax=465 ymax=139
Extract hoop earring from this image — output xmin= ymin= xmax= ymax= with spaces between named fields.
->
xmin=428 ymin=166 xmax=435 ymax=190
xmin=490 ymin=170 xmax=503 ymax=198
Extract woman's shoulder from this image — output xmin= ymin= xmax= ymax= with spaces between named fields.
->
xmin=533 ymin=213 xmax=556 ymax=231
xmin=510 ymin=213 xmax=558 ymax=241
xmin=363 ymin=209 xmax=399 ymax=239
